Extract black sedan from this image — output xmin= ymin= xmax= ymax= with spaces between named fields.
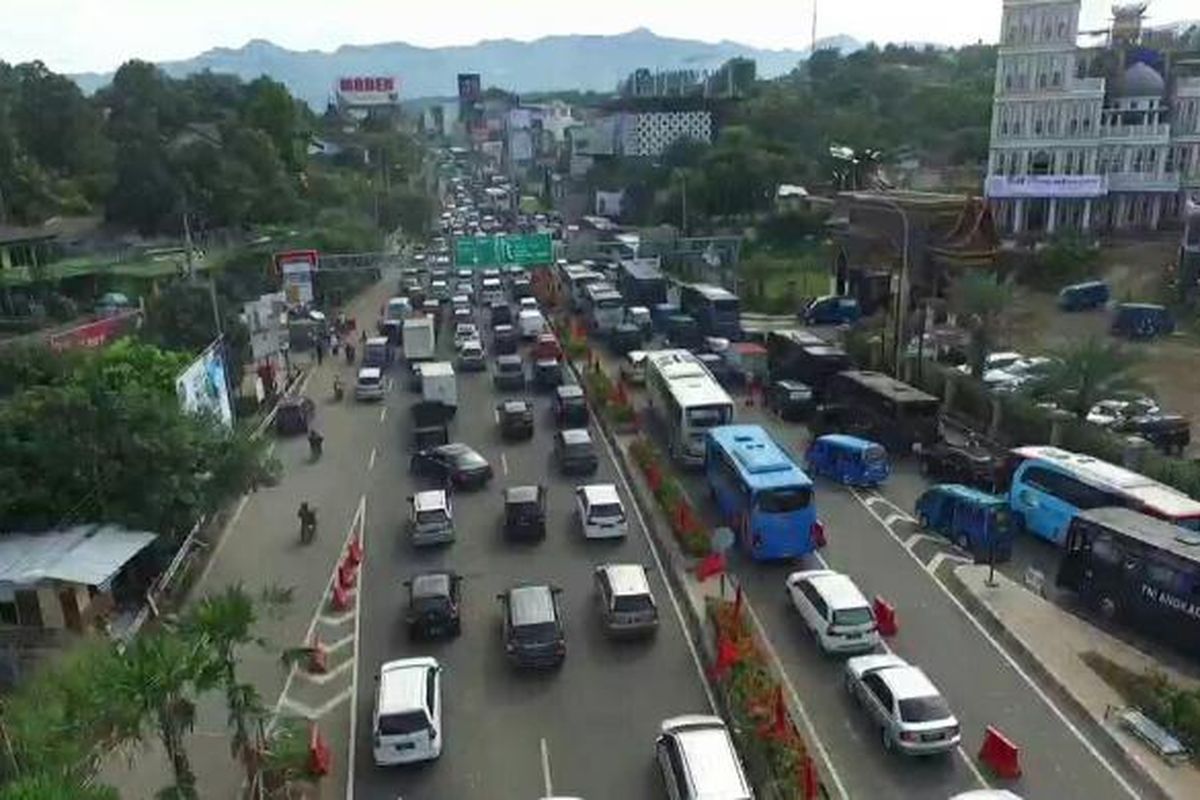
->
xmin=404 ymin=571 xmax=462 ymax=640
xmin=498 ymin=400 xmax=535 ymax=441
xmin=917 ymin=443 xmax=999 ymax=490
xmin=411 ymin=443 xmax=494 ymax=489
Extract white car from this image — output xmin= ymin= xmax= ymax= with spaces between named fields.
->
xmin=453 ymin=323 xmax=479 ymax=347
xmin=355 ymin=367 xmax=385 ymax=401
xmin=456 ymin=339 xmax=486 ymax=371
xmin=785 ymin=570 xmax=878 ymax=653
xmin=575 ymin=484 xmax=628 ymax=539
xmin=957 ymin=351 xmax=1024 ymax=375
xmin=844 ymin=653 xmax=960 ymax=755
xmin=372 ymin=657 xmax=443 ymax=765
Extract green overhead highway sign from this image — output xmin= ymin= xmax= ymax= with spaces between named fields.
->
xmin=454 ymin=234 xmax=552 ymax=267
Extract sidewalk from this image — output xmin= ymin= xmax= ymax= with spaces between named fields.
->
xmin=952 ymin=564 xmax=1200 ymax=800
xmin=98 ymin=272 xmax=397 ymax=800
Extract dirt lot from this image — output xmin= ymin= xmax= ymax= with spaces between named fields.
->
xmin=1003 ymin=238 xmax=1200 ymax=455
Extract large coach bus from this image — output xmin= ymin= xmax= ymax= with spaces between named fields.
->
xmin=705 ymin=424 xmax=822 ymax=560
xmin=766 ymin=330 xmax=852 ymax=398
xmin=1006 ymin=446 xmax=1200 ymax=545
xmin=823 ymin=370 xmax=941 ymax=453
xmin=645 ymin=349 xmax=735 ymax=466
xmin=1057 ymin=506 xmax=1200 ymax=657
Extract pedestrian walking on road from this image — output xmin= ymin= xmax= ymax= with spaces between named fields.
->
xmin=315 ymin=340 xmax=325 ymax=365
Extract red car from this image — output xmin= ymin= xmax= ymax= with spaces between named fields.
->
xmin=533 ymin=332 xmax=563 ymax=361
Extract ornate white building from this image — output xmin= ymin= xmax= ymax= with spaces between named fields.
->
xmin=986 ymin=0 xmax=1200 ymax=234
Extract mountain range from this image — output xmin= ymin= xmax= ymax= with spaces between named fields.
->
xmin=69 ymin=28 xmax=862 ymax=107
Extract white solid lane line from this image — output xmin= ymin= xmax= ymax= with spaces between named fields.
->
xmin=500 ymin=452 xmax=509 ymax=475
xmin=540 ymin=737 xmax=554 ymax=798
xmin=368 ymin=447 xmax=377 ymax=472
xmin=344 ymin=495 xmax=367 ymax=800
xmin=379 ymin=405 xmax=387 ymax=423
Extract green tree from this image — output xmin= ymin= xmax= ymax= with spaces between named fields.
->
xmin=0 ymin=773 xmax=120 ymax=800
xmin=948 ymin=272 xmax=1014 ymax=378
xmin=1033 ymin=338 xmax=1146 ymax=419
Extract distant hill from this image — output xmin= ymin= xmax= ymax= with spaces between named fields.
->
xmin=70 ymin=28 xmax=862 ymax=107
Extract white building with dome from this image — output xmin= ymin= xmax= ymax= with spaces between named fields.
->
xmin=986 ymin=0 xmax=1200 ymax=235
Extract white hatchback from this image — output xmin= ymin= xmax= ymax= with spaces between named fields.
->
xmin=786 ymin=569 xmax=878 ymax=654
xmin=372 ymin=657 xmax=442 ymax=765
xmin=575 ymin=484 xmax=628 ymax=539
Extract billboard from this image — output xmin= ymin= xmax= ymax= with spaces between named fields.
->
xmin=48 ymin=309 xmax=142 ymax=352
xmin=243 ymin=292 xmax=287 ymax=361
xmin=457 ymin=73 xmax=481 ymax=102
xmin=985 ymin=174 xmax=1107 ymax=199
xmin=336 ymin=76 xmax=399 ymax=106
xmin=176 ymin=341 xmax=233 ymax=429
xmin=274 ymin=250 xmax=318 ymax=306
xmin=455 ymin=234 xmax=553 ymax=267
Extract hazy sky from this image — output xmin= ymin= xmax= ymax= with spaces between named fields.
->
xmin=3 ymin=0 xmax=1196 ymax=74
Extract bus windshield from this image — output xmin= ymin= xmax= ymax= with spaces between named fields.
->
xmin=711 ymin=298 xmax=739 ymax=315
xmin=687 ymin=405 xmax=731 ymax=428
xmin=756 ymin=487 xmax=813 ymax=513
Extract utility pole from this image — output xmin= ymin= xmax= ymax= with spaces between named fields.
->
xmin=182 ymin=203 xmax=222 ymax=337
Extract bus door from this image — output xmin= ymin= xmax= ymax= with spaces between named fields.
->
xmin=1055 ymin=524 xmax=1090 ymax=591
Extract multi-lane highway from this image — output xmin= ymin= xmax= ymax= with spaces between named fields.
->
xmin=347 ymin=293 xmax=714 ymax=799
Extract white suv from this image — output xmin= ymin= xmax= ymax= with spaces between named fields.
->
xmin=785 ymin=569 xmax=878 ymax=654
xmin=372 ymin=657 xmax=442 ymax=765
xmin=575 ymin=484 xmax=628 ymax=539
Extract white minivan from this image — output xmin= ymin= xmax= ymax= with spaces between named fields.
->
xmin=575 ymin=484 xmax=628 ymax=539
xmin=785 ymin=569 xmax=878 ymax=654
xmin=518 ymin=308 xmax=547 ymax=339
xmin=372 ymin=657 xmax=442 ymax=765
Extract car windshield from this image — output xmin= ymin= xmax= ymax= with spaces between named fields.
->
xmin=613 ymin=594 xmax=653 ymax=613
xmin=378 ymin=711 xmax=430 ymax=736
xmin=756 ymin=487 xmax=813 ymax=513
xmin=832 ymin=607 xmax=873 ymax=627
xmin=452 ymin=450 xmax=486 ymax=468
xmin=513 ymin=621 xmax=558 ymax=642
xmin=588 ymin=502 xmax=624 ymax=521
xmin=566 ymin=443 xmax=595 ymax=457
xmin=898 ymin=695 xmax=953 ymax=723
xmin=415 ymin=509 xmax=446 ymax=525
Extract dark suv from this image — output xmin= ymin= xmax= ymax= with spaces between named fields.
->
xmin=497 ymin=584 xmax=565 ymax=668
xmin=503 ymin=485 xmax=547 ymax=541
xmin=497 ymin=400 xmax=534 ymax=441
xmin=493 ymin=354 xmax=526 ymax=391
xmin=917 ymin=443 xmax=999 ymax=490
xmin=553 ymin=385 xmax=589 ymax=428
xmin=554 ymin=429 xmax=599 ymax=475
xmin=404 ymin=571 xmax=462 ymax=640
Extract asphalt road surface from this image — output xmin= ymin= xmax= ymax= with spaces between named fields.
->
xmin=349 ymin=298 xmax=713 ymax=800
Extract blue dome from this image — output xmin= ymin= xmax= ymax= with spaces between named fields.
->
xmin=1116 ymin=61 xmax=1165 ymax=97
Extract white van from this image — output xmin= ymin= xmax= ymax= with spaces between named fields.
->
xmin=655 ymin=715 xmax=752 ymax=800
xmin=518 ymin=309 xmax=547 ymax=340
xmin=372 ymin=657 xmax=442 ymax=765
xmin=420 ymin=361 xmax=457 ymax=410
xmin=785 ymin=569 xmax=878 ymax=654
xmin=403 ymin=315 xmax=436 ymax=362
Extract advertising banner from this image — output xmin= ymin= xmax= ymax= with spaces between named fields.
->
xmin=243 ymin=292 xmax=287 ymax=361
xmin=985 ymin=174 xmax=1107 ymax=199
xmin=336 ymin=76 xmax=399 ymax=106
xmin=176 ymin=341 xmax=233 ymax=428
xmin=457 ymin=73 xmax=482 ymax=102
xmin=274 ymin=250 xmax=318 ymax=306
xmin=48 ymin=309 xmax=142 ymax=352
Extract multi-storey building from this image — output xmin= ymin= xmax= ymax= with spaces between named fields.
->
xmin=986 ymin=0 xmax=1200 ymax=235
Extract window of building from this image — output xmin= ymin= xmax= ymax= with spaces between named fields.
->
xmin=1052 ymin=70 xmax=1063 ymax=87
xmin=1132 ymin=149 xmax=1143 ymax=173
xmin=1005 ymin=73 xmax=1013 ymax=90
xmin=1057 ymin=20 xmax=1067 ymax=38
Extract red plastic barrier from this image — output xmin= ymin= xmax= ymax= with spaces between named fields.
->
xmin=802 ymin=756 xmax=819 ymax=800
xmin=330 ymin=583 xmax=353 ymax=612
xmin=811 ymin=519 xmax=827 ymax=548
xmin=307 ymin=722 xmax=332 ymax=776
xmin=873 ymin=595 xmax=898 ymax=637
xmin=337 ymin=560 xmax=358 ymax=591
xmin=978 ymin=725 xmax=1022 ymax=779
xmin=307 ymin=634 xmax=327 ymax=674
xmin=346 ymin=534 xmax=363 ymax=566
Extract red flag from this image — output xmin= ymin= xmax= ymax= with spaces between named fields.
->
xmin=709 ymin=631 xmax=739 ymax=679
xmin=771 ymin=685 xmax=789 ymax=739
xmin=802 ymin=756 xmax=819 ymax=799
xmin=695 ymin=552 xmax=725 ymax=581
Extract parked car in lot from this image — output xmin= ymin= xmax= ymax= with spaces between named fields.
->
xmin=1112 ymin=413 xmax=1191 ymax=455
xmin=1058 ymin=280 xmax=1110 ymax=312
xmin=553 ymin=385 xmax=589 ymax=427
xmin=408 ymin=489 xmax=455 ymax=546
xmin=410 ymin=443 xmax=493 ymax=489
xmin=498 ymin=584 xmax=566 ymax=668
xmin=655 ymin=715 xmax=752 ymax=800
xmin=1111 ymin=302 xmax=1174 ymax=339
xmin=555 ymin=429 xmax=599 ymax=475
xmin=917 ymin=443 xmax=999 ymax=490
xmin=404 ymin=571 xmax=462 ymax=639
xmin=574 ymin=484 xmax=628 ymax=539
xmin=844 ymin=653 xmax=960 ymax=755
xmin=503 ymin=484 xmax=547 ymax=541
xmin=497 ymin=399 xmax=535 ymax=441
xmin=493 ymin=354 xmax=526 ymax=391
xmin=594 ymin=563 xmax=658 ymax=637
xmin=371 ymin=657 xmax=443 ymax=765
xmin=785 ymin=569 xmax=878 ymax=654
xmin=1086 ymin=396 xmax=1161 ymax=427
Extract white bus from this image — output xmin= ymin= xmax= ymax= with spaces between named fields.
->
xmin=564 ymin=268 xmax=606 ymax=312
xmin=583 ymin=282 xmax=625 ymax=334
xmin=645 ymin=349 xmax=735 ymax=466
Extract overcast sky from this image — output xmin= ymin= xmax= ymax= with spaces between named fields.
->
xmin=3 ymin=0 xmax=1197 ymax=74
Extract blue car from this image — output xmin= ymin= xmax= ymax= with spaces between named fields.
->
xmin=1111 ymin=303 xmax=1174 ymax=340
xmin=805 ymin=434 xmax=890 ymax=487
xmin=802 ymin=295 xmax=861 ymax=326
xmin=915 ymin=484 xmax=1012 ymax=561
xmin=1057 ymin=280 xmax=1109 ymax=312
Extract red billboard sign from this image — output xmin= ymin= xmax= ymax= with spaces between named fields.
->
xmin=48 ymin=310 xmax=142 ymax=352
xmin=336 ymin=76 xmax=400 ymax=106
xmin=338 ymin=76 xmax=395 ymax=93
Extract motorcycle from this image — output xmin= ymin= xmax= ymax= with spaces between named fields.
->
xmin=298 ymin=504 xmax=317 ymax=544
xmin=308 ymin=429 xmax=324 ymax=461
xmin=333 ymin=376 xmax=344 ymax=402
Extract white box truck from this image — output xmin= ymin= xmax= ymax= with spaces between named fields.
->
xmin=420 ymin=361 xmax=457 ymax=410
xmin=403 ymin=315 xmax=436 ymax=362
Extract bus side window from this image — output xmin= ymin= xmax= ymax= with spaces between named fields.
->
xmin=1090 ymin=533 xmax=1119 ymax=565
xmin=1146 ymin=558 xmax=1183 ymax=594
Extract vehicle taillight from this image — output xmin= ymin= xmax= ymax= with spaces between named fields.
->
xmin=811 ymin=520 xmax=827 ymax=548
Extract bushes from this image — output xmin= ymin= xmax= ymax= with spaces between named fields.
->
xmin=629 ymin=436 xmax=711 ymax=557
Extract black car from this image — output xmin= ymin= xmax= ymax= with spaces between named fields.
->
xmin=610 ymin=323 xmax=642 ymax=356
xmin=404 ymin=571 xmax=462 ymax=640
xmin=491 ymin=304 xmax=514 ymax=328
xmin=497 ymin=584 xmax=565 ymax=668
xmin=493 ymin=324 xmax=519 ymax=355
xmin=553 ymin=385 xmax=589 ymax=428
xmin=917 ymin=443 xmax=1000 ymax=490
xmin=498 ymin=400 xmax=535 ymax=441
xmin=1113 ymin=414 xmax=1191 ymax=455
xmin=411 ymin=443 xmax=494 ymax=489
xmin=766 ymin=380 xmax=814 ymax=421
xmin=554 ymin=429 xmax=599 ymax=475
xmin=493 ymin=354 xmax=526 ymax=391
xmin=533 ymin=358 xmax=562 ymax=390
xmin=412 ymin=423 xmax=450 ymax=451
xmin=503 ymin=484 xmax=547 ymax=541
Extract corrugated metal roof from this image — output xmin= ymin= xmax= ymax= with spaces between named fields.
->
xmin=0 ymin=525 xmax=157 ymax=587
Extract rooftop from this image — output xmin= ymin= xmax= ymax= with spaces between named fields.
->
xmin=0 ymin=524 xmax=157 ymax=588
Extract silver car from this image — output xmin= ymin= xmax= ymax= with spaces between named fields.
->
xmin=844 ymin=653 xmax=960 ymax=755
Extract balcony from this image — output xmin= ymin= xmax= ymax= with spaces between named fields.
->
xmin=1105 ymin=172 xmax=1181 ymax=192
xmin=1101 ymin=122 xmax=1172 ymax=141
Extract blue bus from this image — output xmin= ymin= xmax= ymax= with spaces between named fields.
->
xmin=705 ymin=425 xmax=821 ymax=560
xmin=680 ymin=283 xmax=741 ymax=340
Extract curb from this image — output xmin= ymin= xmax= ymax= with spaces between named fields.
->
xmin=944 ymin=566 xmax=1170 ymax=800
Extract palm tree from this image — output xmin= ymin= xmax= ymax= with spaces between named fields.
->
xmin=1034 ymin=338 xmax=1146 ymax=419
xmin=948 ymin=272 xmax=1014 ymax=378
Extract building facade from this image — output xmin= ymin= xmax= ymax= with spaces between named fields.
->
xmin=986 ymin=0 xmax=1200 ymax=235
xmin=622 ymin=110 xmax=713 ymax=157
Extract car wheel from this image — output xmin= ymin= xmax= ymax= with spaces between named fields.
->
xmin=918 ymin=514 xmax=931 ymax=529
xmin=956 ymin=532 xmax=970 ymax=551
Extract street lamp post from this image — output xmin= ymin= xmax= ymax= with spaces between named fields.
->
xmin=870 ymin=196 xmax=911 ymax=376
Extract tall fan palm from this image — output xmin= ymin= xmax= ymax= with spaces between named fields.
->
xmin=948 ymin=272 xmax=1014 ymax=378
xmin=1034 ymin=337 xmax=1146 ymax=419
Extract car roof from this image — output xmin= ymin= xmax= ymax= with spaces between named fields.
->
xmin=507 ymin=585 xmax=556 ymax=625
xmin=662 ymin=717 xmax=751 ymax=798
xmin=853 ymin=656 xmax=939 ymax=699
xmin=797 ymin=570 xmax=870 ymax=610
xmin=505 ymin=484 xmax=543 ymax=503
xmin=378 ymin=657 xmax=438 ymax=714
xmin=597 ymin=563 xmax=650 ymax=596
xmin=497 ymin=354 xmax=522 ymax=365
xmin=413 ymin=490 xmax=448 ymax=511
xmin=366 ymin=336 xmax=388 ymax=345
xmin=556 ymin=384 xmax=584 ymax=398
xmin=560 ymin=428 xmax=593 ymax=445
xmin=502 ymin=400 xmax=530 ymax=412
xmin=410 ymin=572 xmax=453 ymax=598
xmin=358 ymin=367 xmax=382 ymax=379
xmin=580 ymin=483 xmax=620 ymax=505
